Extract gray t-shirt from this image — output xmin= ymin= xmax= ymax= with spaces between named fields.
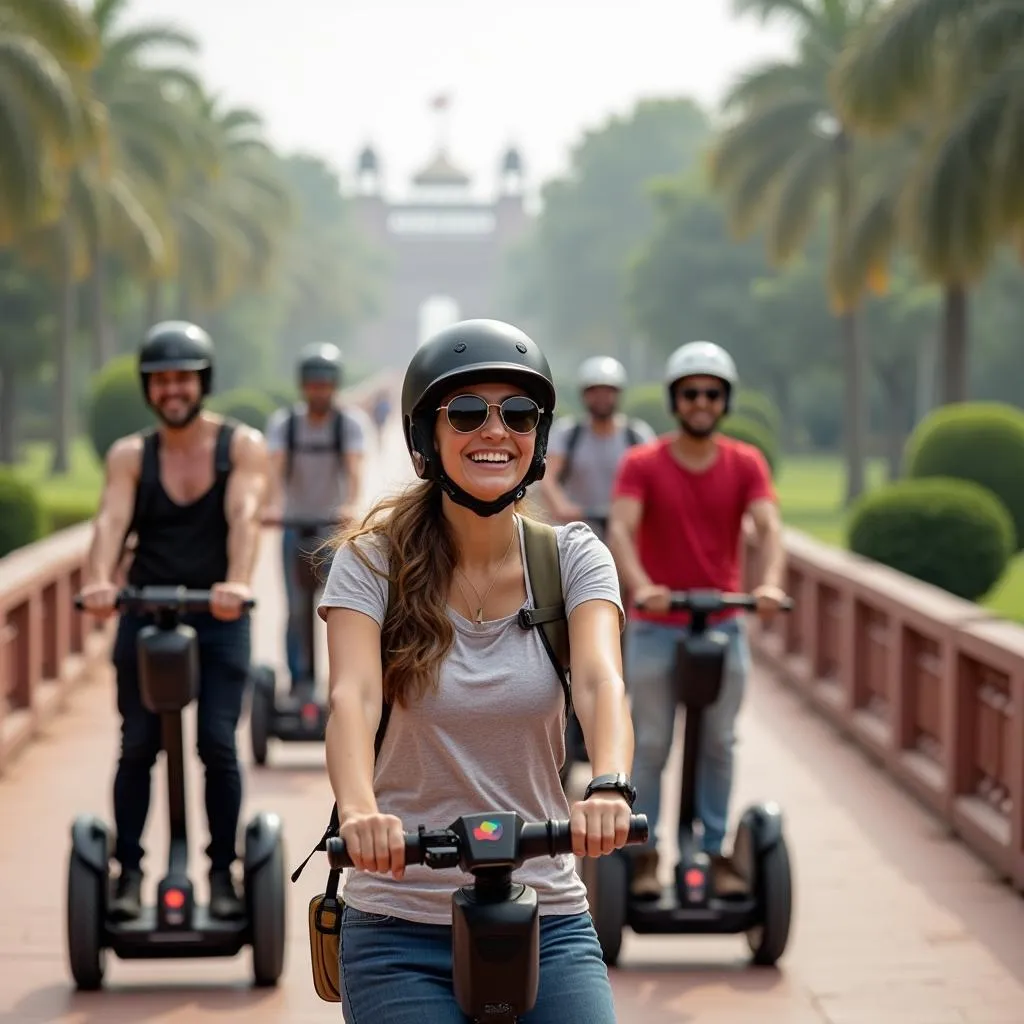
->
xmin=317 ymin=515 xmax=624 ymax=925
xmin=547 ymin=415 xmax=656 ymax=514
xmin=265 ymin=402 xmax=367 ymax=518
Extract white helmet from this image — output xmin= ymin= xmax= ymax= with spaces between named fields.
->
xmin=578 ymin=355 xmax=627 ymax=391
xmin=664 ymin=341 xmax=737 ymax=410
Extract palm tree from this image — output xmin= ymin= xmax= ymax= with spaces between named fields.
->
xmin=169 ymin=94 xmax=293 ymax=319
xmin=707 ymin=0 xmax=882 ymax=503
xmin=831 ymin=0 xmax=1024 ymax=403
xmin=0 ymin=0 xmax=99 ymax=240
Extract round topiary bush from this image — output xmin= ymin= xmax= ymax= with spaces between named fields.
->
xmin=904 ymin=402 xmax=1024 ymax=551
xmin=87 ymin=354 xmax=153 ymax=460
xmin=848 ymin=477 xmax=1015 ymax=601
xmin=732 ymin=389 xmax=781 ymax=440
xmin=719 ymin=414 xmax=779 ymax=476
xmin=622 ymin=383 xmax=674 ymax=434
xmin=0 ymin=470 xmax=45 ymax=557
xmin=210 ymin=388 xmax=277 ymax=430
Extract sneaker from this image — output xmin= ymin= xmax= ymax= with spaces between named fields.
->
xmin=209 ymin=869 xmax=245 ymax=920
xmin=710 ymin=853 xmax=748 ymax=897
xmin=109 ymin=868 xmax=143 ymax=921
xmin=629 ymin=849 xmax=662 ymax=900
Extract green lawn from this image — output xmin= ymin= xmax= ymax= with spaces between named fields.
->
xmin=776 ymin=454 xmax=1024 ymax=623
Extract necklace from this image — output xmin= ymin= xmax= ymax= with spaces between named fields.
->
xmin=455 ymin=524 xmax=518 ymax=624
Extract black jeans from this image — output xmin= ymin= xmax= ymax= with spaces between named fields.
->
xmin=111 ymin=612 xmax=251 ymax=873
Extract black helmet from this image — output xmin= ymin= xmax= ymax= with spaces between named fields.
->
xmin=138 ymin=321 xmax=214 ymax=396
xmin=298 ymin=342 xmax=343 ymax=385
xmin=402 ymin=318 xmax=556 ymax=517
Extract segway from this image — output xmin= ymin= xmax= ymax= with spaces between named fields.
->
xmin=328 ymin=810 xmax=648 ymax=1023
xmin=583 ymin=589 xmax=794 ymax=967
xmin=67 ymin=586 xmax=287 ymax=990
xmin=249 ymin=516 xmax=341 ymax=766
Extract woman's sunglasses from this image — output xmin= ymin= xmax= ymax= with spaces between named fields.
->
xmin=438 ymin=394 xmax=543 ymax=435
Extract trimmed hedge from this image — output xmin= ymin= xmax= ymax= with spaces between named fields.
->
xmin=621 ymin=383 xmax=674 ymax=434
xmin=732 ymin=389 xmax=781 ymax=439
xmin=209 ymin=388 xmax=278 ymax=430
xmin=848 ymin=476 xmax=1015 ymax=601
xmin=87 ymin=354 xmax=153 ymax=460
xmin=719 ymin=414 xmax=779 ymax=476
xmin=904 ymin=401 xmax=1024 ymax=551
xmin=0 ymin=471 xmax=45 ymax=557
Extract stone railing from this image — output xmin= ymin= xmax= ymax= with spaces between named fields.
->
xmin=745 ymin=528 xmax=1024 ymax=893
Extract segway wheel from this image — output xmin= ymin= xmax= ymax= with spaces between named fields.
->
xmin=249 ymin=666 xmax=274 ymax=766
xmin=746 ymin=835 xmax=792 ymax=966
xmin=67 ymin=832 xmax=107 ymax=990
xmin=584 ymin=852 xmax=628 ymax=966
xmin=249 ymin=829 xmax=287 ymax=986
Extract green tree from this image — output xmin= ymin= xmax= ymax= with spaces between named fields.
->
xmin=831 ymin=0 xmax=1024 ymax=402
xmin=708 ymin=0 xmax=884 ymax=504
xmin=510 ymin=97 xmax=712 ymax=369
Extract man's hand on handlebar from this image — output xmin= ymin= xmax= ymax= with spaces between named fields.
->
xmin=751 ymin=583 xmax=788 ymax=625
xmin=633 ymin=581 xmax=672 ymax=613
xmin=78 ymin=580 xmax=119 ymax=619
xmin=570 ymin=792 xmax=633 ymax=859
xmin=339 ymin=811 xmax=407 ymax=879
xmin=210 ymin=581 xmax=252 ymax=622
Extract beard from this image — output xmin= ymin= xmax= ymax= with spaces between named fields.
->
xmin=152 ymin=398 xmax=202 ymax=429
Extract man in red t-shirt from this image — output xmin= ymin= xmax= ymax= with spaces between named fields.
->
xmin=608 ymin=341 xmax=787 ymax=899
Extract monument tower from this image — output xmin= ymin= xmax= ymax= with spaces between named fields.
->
xmin=348 ymin=96 xmax=530 ymax=364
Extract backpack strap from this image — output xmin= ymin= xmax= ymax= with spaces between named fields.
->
xmin=214 ymin=420 xmax=235 ymax=476
xmin=333 ymin=408 xmax=345 ymax=465
xmin=516 ymin=517 xmax=571 ymax=716
xmin=624 ymin=420 xmax=644 ymax=447
xmin=284 ymin=405 xmax=298 ymax=479
xmin=556 ymin=420 xmax=582 ymax=486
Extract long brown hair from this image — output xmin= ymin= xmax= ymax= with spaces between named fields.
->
xmin=329 ymin=480 xmax=535 ymax=708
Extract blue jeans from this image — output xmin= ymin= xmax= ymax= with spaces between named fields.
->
xmin=339 ymin=907 xmax=616 ymax=1023
xmin=626 ymin=617 xmax=751 ymax=855
xmin=282 ymin=527 xmax=327 ymax=686
xmin=112 ymin=612 xmax=251 ymax=872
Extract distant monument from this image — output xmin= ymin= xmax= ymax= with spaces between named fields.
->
xmin=348 ymin=95 xmax=530 ymax=363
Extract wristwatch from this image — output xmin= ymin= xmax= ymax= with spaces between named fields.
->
xmin=583 ymin=773 xmax=637 ymax=808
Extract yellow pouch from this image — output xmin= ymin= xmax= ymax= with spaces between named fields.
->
xmin=307 ymin=890 xmax=342 ymax=1002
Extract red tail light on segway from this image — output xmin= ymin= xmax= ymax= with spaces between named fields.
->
xmin=163 ymin=888 xmax=186 ymax=909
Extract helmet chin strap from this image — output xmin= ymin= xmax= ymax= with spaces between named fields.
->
xmin=437 ymin=469 xmax=531 ymax=518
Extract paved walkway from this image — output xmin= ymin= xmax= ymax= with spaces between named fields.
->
xmin=1 ymin=414 xmax=1023 ymax=1022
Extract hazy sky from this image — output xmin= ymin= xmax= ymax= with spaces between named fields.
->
xmin=125 ymin=1 xmax=795 ymax=199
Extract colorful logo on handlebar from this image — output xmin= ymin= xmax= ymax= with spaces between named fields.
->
xmin=472 ymin=820 xmax=503 ymax=841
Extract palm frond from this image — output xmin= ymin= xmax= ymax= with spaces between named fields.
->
xmin=765 ymin=136 xmax=835 ymax=261
xmin=830 ymin=0 xmax=978 ymax=131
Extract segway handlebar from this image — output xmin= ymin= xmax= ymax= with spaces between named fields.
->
xmin=326 ymin=812 xmax=649 ymax=874
xmin=636 ymin=589 xmax=794 ymax=614
xmin=74 ymin=585 xmax=257 ymax=614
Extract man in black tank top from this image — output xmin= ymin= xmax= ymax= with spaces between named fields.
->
xmin=79 ymin=322 xmax=269 ymax=922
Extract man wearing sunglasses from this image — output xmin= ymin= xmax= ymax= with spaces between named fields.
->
xmin=541 ymin=356 xmax=655 ymax=542
xmin=608 ymin=341 xmax=787 ymax=900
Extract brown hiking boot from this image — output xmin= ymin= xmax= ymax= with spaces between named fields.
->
xmin=710 ymin=853 xmax=748 ymax=897
xmin=629 ymin=849 xmax=662 ymax=900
